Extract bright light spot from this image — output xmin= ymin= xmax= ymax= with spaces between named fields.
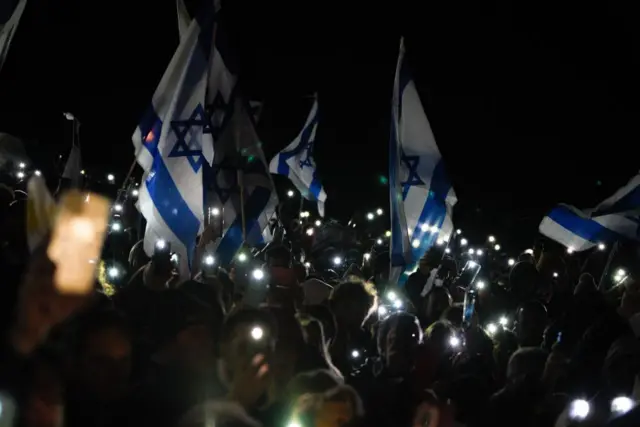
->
xmin=81 ymin=170 xmax=86 ymax=175
xmin=332 ymin=256 xmax=342 ymax=266
xmin=430 ymin=225 xmax=439 ymax=233
xmin=352 ymin=223 xmax=357 ymax=228
xmin=315 ymin=220 xmax=321 ymax=227
xmin=460 ymin=238 xmax=468 ymax=246
xmin=476 ymin=249 xmax=484 ymax=256
xmin=616 ymin=268 xmax=626 ymax=278
xmin=34 ymin=170 xmax=42 ymax=176
xmin=16 ymin=171 xmax=25 ymax=179
xmin=567 ymin=247 xmax=574 ymax=254
xmin=476 ymin=280 xmax=485 ymax=290
xmin=387 ymin=291 xmax=398 ymax=302
xmin=108 ymin=267 xmax=119 ymax=278
xmin=111 ymin=222 xmax=122 ymax=232
xmin=250 ymin=326 xmax=264 ymax=340
xmin=508 ymin=258 xmax=515 ymax=266
xmin=18 ymin=162 xmax=26 ymax=169
xmin=378 ymin=306 xmax=388 ymax=316
xmin=131 ymin=189 xmax=139 ymax=197
xmin=494 ymin=244 xmax=501 ymax=251
xmin=499 ymin=316 xmax=508 ymax=326
xmin=287 ymin=422 xmax=302 ymax=427
xmin=553 ymin=272 xmax=558 ymax=278
xmin=486 ymin=323 xmax=498 ymax=335
xmin=385 ymin=230 xmax=391 ymax=237
xmin=376 ymin=238 xmax=383 ymax=245
xmin=412 ymin=239 xmax=421 ymax=248
xmin=598 ymin=243 xmax=606 ymax=251
xmin=287 ymin=190 xmax=295 ymax=198
xmin=568 ymin=399 xmax=590 ymax=420
xmin=468 ymin=260 xmax=478 ymax=268
xmin=611 ymin=396 xmax=634 ymax=415
xmin=300 ymin=211 xmax=310 ymax=218
xmin=211 ymin=207 xmax=220 ymax=216
xmin=421 ymin=223 xmax=430 ymax=232
xmin=304 ymin=262 xmax=311 ymax=268
xmin=436 ymin=239 xmax=444 ymax=245
xmin=363 ymin=253 xmax=371 ymax=261
xmin=351 ymin=350 xmax=360 ymax=359
xmin=107 ymin=174 xmax=115 ymax=182
xmin=376 ymin=208 xmax=383 ymax=216
xmin=392 ymin=299 xmax=403 ymax=309
xmin=170 ymin=253 xmax=178 ymax=263
xmin=468 ymin=248 xmax=475 ymax=255
xmin=445 ymin=248 xmax=451 ymax=254
xmin=366 ymin=212 xmax=375 ymax=220
xmin=488 ymin=235 xmax=495 ymax=243
xmin=524 ymin=248 xmax=534 ymax=255
xmin=449 ymin=336 xmax=461 ymax=348
xmin=252 ymin=269 xmax=265 ymax=280
xmin=306 ymin=228 xmax=314 ymax=236
xmin=237 ymin=253 xmax=248 ymax=263
xmin=456 ymin=229 xmax=462 ymax=235
xmin=155 ymin=239 xmax=167 ymax=250
xmin=204 ymin=255 xmax=215 ymax=266
xmin=113 ymin=204 xmax=123 ymax=212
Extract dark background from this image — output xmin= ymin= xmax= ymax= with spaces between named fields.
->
xmin=1 ymin=0 xmax=638 ymax=251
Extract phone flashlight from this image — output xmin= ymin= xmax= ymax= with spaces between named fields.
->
xmin=155 ymin=239 xmax=167 ymax=251
xmin=204 ymin=255 xmax=215 ymax=266
xmin=351 ymin=349 xmax=360 ymax=359
xmin=250 ymin=326 xmax=264 ymax=341
xmin=486 ymin=323 xmax=498 ymax=335
xmin=449 ymin=335 xmax=461 ymax=348
xmin=393 ymin=299 xmax=403 ymax=309
xmin=568 ymin=399 xmax=590 ymax=421
xmin=252 ymin=268 xmax=265 ymax=281
xmin=611 ymin=396 xmax=634 ymax=416
xmin=237 ymin=252 xmax=248 ymax=263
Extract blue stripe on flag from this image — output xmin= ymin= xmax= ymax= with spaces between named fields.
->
xmin=547 ymin=205 xmax=621 ymax=244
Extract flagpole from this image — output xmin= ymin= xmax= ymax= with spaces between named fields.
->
xmin=234 ymin=98 xmax=247 ymax=241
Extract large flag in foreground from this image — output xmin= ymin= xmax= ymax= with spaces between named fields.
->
xmin=389 ymin=40 xmax=457 ymax=285
xmin=539 ymin=172 xmax=640 ymax=251
xmin=132 ymin=9 xmax=215 ymax=277
xmin=0 ymin=0 xmax=26 ymax=72
xmin=269 ymin=98 xmax=327 ymax=216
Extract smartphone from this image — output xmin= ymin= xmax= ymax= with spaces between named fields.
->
xmin=47 ymin=191 xmax=110 ymax=294
xmin=556 ymin=331 xmax=563 ymax=345
xmin=462 ymin=290 xmax=477 ymax=328
xmin=457 ymin=260 xmax=482 ymax=289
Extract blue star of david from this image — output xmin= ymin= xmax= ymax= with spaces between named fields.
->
xmin=298 ymin=139 xmax=315 ymax=169
xmin=401 ymin=154 xmax=425 ymax=197
xmin=168 ymin=104 xmax=212 ymax=172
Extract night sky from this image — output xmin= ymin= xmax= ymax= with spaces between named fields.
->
xmin=1 ymin=0 xmax=638 ymax=250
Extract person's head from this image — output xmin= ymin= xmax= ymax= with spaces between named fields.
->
xmin=425 ymin=320 xmax=458 ymax=359
xmin=289 ymin=385 xmax=363 ymax=427
xmin=514 ymin=301 xmax=548 ymax=347
xmin=506 ymin=347 xmax=548 ymax=388
xmin=377 ymin=312 xmax=423 ymax=376
xmin=70 ymin=310 xmax=132 ymax=401
xmin=329 ymin=280 xmax=376 ymax=329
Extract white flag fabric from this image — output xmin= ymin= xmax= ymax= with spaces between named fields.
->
xmin=62 ymin=144 xmax=82 ymax=187
xmin=389 ymin=39 xmax=457 ymax=285
xmin=176 ymin=0 xmax=191 ymax=42
xmin=269 ymin=98 xmax=327 ymax=216
xmin=0 ymin=0 xmax=26 ymax=72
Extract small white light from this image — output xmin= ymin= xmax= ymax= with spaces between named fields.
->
xmin=107 ymin=174 xmax=115 ymax=182
xmin=351 ymin=350 xmax=360 ymax=359
xmin=304 ymin=262 xmax=311 ymax=268
xmin=616 ymin=268 xmax=626 ymax=278
xmin=456 ymin=229 xmax=462 ymax=235
xmin=352 ymin=223 xmax=357 ymax=228
xmin=553 ymin=272 xmax=559 ymax=278
xmin=300 ymin=211 xmax=310 ymax=218
xmin=476 ymin=249 xmax=483 ymax=256
xmin=460 ymin=238 xmax=468 ymax=246
xmin=237 ymin=253 xmax=248 ymax=263
xmin=524 ymin=248 xmax=534 ymax=255
xmin=376 ymin=208 xmax=383 ymax=216
xmin=287 ymin=422 xmax=302 ymax=427
xmin=430 ymin=225 xmax=439 ymax=233
xmin=252 ymin=268 xmax=265 ymax=280
xmin=476 ymin=280 xmax=485 ymax=290
xmin=131 ymin=189 xmax=139 ymax=197
xmin=436 ymin=238 xmax=444 ymax=245
xmin=211 ymin=207 xmax=221 ymax=216
xmin=250 ymin=326 xmax=264 ymax=341
xmin=114 ymin=204 xmax=123 ymax=212
xmin=306 ymin=228 xmax=314 ymax=236
xmin=81 ymin=169 xmax=86 ymax=175
xmin=111 ymin=222 xmax=122 ymax=232
xmin=108 ymin=267 xmax=119 ymax=278
xmin=363 ymin=253 xmax=371 ymax=261
xmin=378 ymin=306 xmax=388 ymax=316
xmin=611 ymin=396 xmax=634 ymax=415
xmin=598 ymin=243 xmax=606 ymax=251
xmin=34 ymin=170 xmax=42 ymax=176
xmin=449 ymin=335 xmax=461 ymax=348
xmin=488 ymin=235 xmax=495 ymax=243
xmin=170 ymin=253 xmax=179 ymax=263
xmin=486 ymin=323 xmax=498 ymax=335
xmin=332 ymin=256 xmax=342 ymax=266
xmin=468 ymin=248 xmax=475 ymax=255
xmin=204 ymin=255 xmax=215 ymax=266
xmin=445 ymin=248 xmax=451 ymax=254
xmin=315 ymin=220 xmax=321 ymax=227
xmin=494 ymin=244 xmax=501 ymax=251
xmin=155 ymin=239 xmax=167 ymax=250
xmin=287 ymin=190 xmax=295 ymax=198
xmin=387 ymin=291 xmax=398 ymax=301
xmin=366 ymin=212 xmax=375 ymax=220
xmin=16 ymin=171 xmax=25 ymax=179
xmin=19 ymin=162 xmax=26 ymax=169
xmin=385 ymin=230 xmax=391 ymax=237
xmin=393 ymin=299 xmax=403 ymax=309
xmin=421 ymin=223 xmax=430 ymax=232
xmin=568 ymin=399 xmax=590 ymax=420
xmin=499 ymin=316 xmax=508 ymax=326
xmin=376 ymin=238 xmax=383 ymax=245
xmin=567 ymin=247 xmax=574 ymax=254
xmin=412 ymin=239 xmax=421 ymax=248
xmin=508 ymin=258 xmax=515 ymax=266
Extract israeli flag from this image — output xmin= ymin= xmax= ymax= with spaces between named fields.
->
xmin=208 ymin=95 xmax=278 ymax=266
xmin=0 ymin=0 xmax=27 ymax=72
xmin=269 ymin=98 xmax=327 ymax=216
xmin=132 ymin=7 xmax=215 ymax=278
xmin=389 ymin=39 xmax=457 ymax=285
xmin=539 ymin=172 xmax=640 ymax=251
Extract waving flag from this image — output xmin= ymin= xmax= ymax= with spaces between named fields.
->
xmin=0 ymin=0 xmax=26 ymax=72
xmin=389 ymin=39 xmax=457 ymax=285
xmin=539 ymin=172 xmax=640 ymax=251
xmin=132 ymin=7 xmax=215 ymax=278
xmin=269 ymin=97 xmax=327 ymax=216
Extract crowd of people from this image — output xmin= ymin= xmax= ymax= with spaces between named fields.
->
xmin=2 ymin=167 xmax=640 ymax=427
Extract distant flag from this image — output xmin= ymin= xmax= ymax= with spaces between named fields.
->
xmin=61 ymin=143 xmax=82 ymax=187
xmin=539 ymin=172 xmax=640 ymax=251
xmin=389 ymin=39 xmax=457 ymax=285
xmin=26 ymin=175 xmax=56 ymax=253
xmin=132 ymin=6 xmax=215 ymax=278
xmin=269 ymin=97 xmax=327 ymax=216
xmin=0 ymin=0 xmax=26 ymax=72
